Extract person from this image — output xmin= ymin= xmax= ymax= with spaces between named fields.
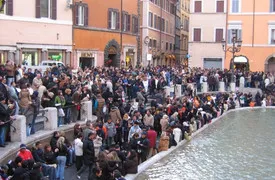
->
xmin=128 ymin=121 xmax=142 ymax=142
xmin=16 ymin=144 xmax=34 ymax=161
xmin=147 ymin=126 xmax=157 ymax=158
xmin=56 ymin=136 xmax=68 ymax=180
xmin=104 ymin=118 xmax=116 ymax=148
xmin=74 ymin=123 xmax=83 ymax=139
xmin=55 ymin=90 xmax=66 ymax=127
xmin=18 ymin=84 xmax=31 ymax=115
xmin=72 ymin=87 xmax=82 ymax=122
xmin=29 ymin=91 xmax=40 ymax=135
xmin=0 ymin=94 xmax=12 ymax=147
xmin=143 ymin=110 xmax=154 ymax=127
xmin=43 ymin=144 xmax=57 ymax=165
xmin=137 ymin=131 xmax=149 ymax=164
xmin=123 ymin=149 xmax=138 ymax=175
xmin=74 ymin=133 xmax=83 ymax=172
xmin=77 ymin=131 xmax=96 ymax=180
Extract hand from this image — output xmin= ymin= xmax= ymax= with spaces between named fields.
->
xmin=55 ymin=148 xmax=59 ymax=152
xmin=10 ymin=116 xmax=16 ymax=120
xmin=0 ymin=122 xmax=4 ymax=125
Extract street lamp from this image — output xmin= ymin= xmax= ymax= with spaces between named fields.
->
xmin=221 ymin=29 xmax=242 ymax=70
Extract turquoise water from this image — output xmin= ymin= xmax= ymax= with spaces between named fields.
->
xmin=136 ymin=108 xmax=275 ymax=180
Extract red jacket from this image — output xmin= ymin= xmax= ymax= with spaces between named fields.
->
xmin=17 ymin=149 xmax=34 ymax=161
xmin=147 ymin=129 xmax=157 ymax=148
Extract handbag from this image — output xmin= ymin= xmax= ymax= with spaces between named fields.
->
xmin=58 ymin=108 xmax=65 ymax=117
xmin=76 ymin=104 xmax=81 ymax=110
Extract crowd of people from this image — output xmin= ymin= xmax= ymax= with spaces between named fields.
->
xmin=0 ymin=60 xmax=275 ymax=180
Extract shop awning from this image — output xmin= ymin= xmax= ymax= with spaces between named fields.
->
xmin=234 ymin=56 xmax=248 ymax=63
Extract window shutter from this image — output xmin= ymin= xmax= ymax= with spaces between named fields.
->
xmin=122 ymin=12 xmax=125 ymax=30
xmin=228 ymin=29 xmax=232 ymax=43
xmin=6 ymin=0 xmax=13 ymax=16
xmin=194 ymin=28 xmax=201 ymax=41
xmin=127 ymin=14 xmax=131 ymax=31
xmin=74 ymin=3 xmax=79 ymax=25
xmin=216 ymin=1 xmax=224 ymax=12
xmin=51 ymin=0 xmax=57 ymax=20
xmin=215 ymin=29 xmax=223 ymax=42
xmin=238 ymin=29 xmax=242 ymax=39
xmin=35 ymin=0 xmax=41 ymax=18
xmin=194 ymin=1 xmax=201 ymax=13
xmin=116 ymin=11 xmax=120 ymax=30
xmin=108 ymin=9 xmax=112 ymax=29
xmin=84 ymin=5 xmax=88 ymax=26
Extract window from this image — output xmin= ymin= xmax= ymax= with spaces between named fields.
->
xmin=132 ymin=15 xmax=139 ymax=34
xmin=149 ymin=12 xmax=153 ymax=27
xmin=231 ymin=0 xmax=240 ymax=13
xmin=154 ymin=15 xmax=158 ymax=29
xmin=0 ymin=0 xmax=13 ymax=15
xmin=108 ymin=9 xmax=120 ymax=30
xmin=160 ymin=0 xmax=164 ymax=8
xmin=75 ymin=3 xmax=88 ymax=26
xmin=271 ymin=0 xmax=275 ymax=12
xmin=157 ymin=16 xmax=161 ymax=30
xmin=175 ymin=35 xmax=180 ymax=49
xmin=166 ymin=42 xmax=169 ymax=50
xmin=270 ymin=29 xmax=275 ymax=44
xmin=161 ymin=18 xmax=165 ymax=31
xmin=193 ymin=28 xmax=201 ymax=42
xmin=169 ymin=43 xmax=172 ymax=51
xmin=170 ymin=3 xmax=175 ymax=14
xmin=153 ymin=40 xmax=157 ymax=48
xmin=154 ymin=0 xmax=160 ymax=6
xmin=166 ymin=20 xmax=169 ymax=32
xmin=215 ymin=29 xmax=224 ymax=42
xmin=166 ymin=0 xmax=170 ymax=12
xmin=227 ymin=29 xmax=242 ymax=44
xmin=149 ymin=39 xmax=152 ymax=47
xmin=216 ymin=0 xmax=224 ymax=12
xmin=194 ymin=1 xmax=202 ymax=13
xmin=36 ymin=0 xmax=56 ymax=19
xmin=122 ymin=12 xmax=130 ymax=32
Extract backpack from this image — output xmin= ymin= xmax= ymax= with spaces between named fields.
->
xmin=93 ymin=99 xmax=98 ymax=110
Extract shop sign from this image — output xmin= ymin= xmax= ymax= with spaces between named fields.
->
xmin=81 ymin=53 xmax=94 ymax=57
xmin=51 ymin=55 xmax=62 ymax=60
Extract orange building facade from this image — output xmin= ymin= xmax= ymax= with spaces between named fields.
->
xmin=73 ymin=0 xmax=139 ymax=68
xmin=226 ymin=0 xmax=275 ymax=72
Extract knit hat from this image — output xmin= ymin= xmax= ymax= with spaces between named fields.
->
xmin=20 ymin=144 xmax=27 ymax=149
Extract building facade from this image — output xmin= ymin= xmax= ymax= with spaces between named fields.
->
xmin=179 ymin=0 xmax=190 ymax=66
xmin=73 ymin=0 xmax=139 ymax=69
xmin=188 ymin=0 xmax=226 ymax=69
xmin=140 ymin=0 xmax=176 ymax=67
xmin=225 ymin=0 xmax=275 ymax=72
xmin=0 ymin=0 xmax=73 ymax=66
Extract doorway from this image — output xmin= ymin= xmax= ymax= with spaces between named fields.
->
xmin=79 ymin=57 xmax=94 ymax=69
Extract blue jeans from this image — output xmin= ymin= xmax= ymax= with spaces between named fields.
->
xmin=56 ymin=156 xmax=66 ymax=180
xmin=0 ymin=125 xmax=7 ymax=146
xmin=30 ymin=113 xmax=37 ymax=135
xmin=58 ymin=117 xmax=63 ymax=127
xmin=7 ymin=77 xmax=14 ymax=87
xmin=66 ymin=147 xmax=75 ymax=165
xmin=64 ymin=108 xmax=71 ymax=124
xmin=42 ymin=164 xmax=56 ymax=180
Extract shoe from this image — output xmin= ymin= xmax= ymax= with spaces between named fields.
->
xmin=0 ymin=145 xmax=5 ymax=148
xmin=77 ymin=175 xmax=81 ymax=179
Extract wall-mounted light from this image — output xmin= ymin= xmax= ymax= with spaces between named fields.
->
xmin=57 ymin=33 xmax=59 ymax=40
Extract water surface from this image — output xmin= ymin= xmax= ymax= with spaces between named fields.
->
xmin=136 ymin=108 xmax=275 ymax=180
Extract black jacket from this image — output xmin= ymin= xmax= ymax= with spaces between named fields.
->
xmin=124 ymin=158 xmax=138 ymax=174
xmin=83 ymin=138 xmax=95 ymax=165
xmin=0 ymin=103 xmax=10 ymax=124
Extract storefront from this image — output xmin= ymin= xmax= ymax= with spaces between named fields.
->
xmin=22 ymin=49 xmax=39 ymax=66
xmin=76 ymin=50 xmax=98 ymax=69
xmin=48 ymin=51 xmax=63 ymax=61
xmin=233 ymin=55 xmax=249 ymax=71
xmin=123 ymin=46 xmax=137 ymax=68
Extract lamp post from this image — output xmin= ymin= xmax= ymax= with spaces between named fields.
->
xmin=221 ymin=29 xmax=242 ymax=70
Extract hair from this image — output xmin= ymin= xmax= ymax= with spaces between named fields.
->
xmin=86 ymin=120 xmax=92 ymax=127
xmin=107 ymin=151 xmax=121 ymax=162
xmin=35 ymin=141 xmax=41 ymax=147
xmin=56 ymin=137 xmax=65 ymax=149
xmin=44 ymin=144 xmax=51 ymax=151
xmin=77 ymin=133 xmax=83 ymax=139
xmin=98 ymin=151 xmax=108 ymax=162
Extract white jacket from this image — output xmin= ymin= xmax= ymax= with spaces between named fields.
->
xmin=74 ymin=138 xmax=83 ymax=156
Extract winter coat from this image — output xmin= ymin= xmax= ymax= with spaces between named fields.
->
xmin=147 ymin=129 xmax=157 ymax=148
xmin=104 ymin=122 xmax=117 ymax=137
xmin=0 ymin=103 xmax=10 ymax=124
xmin=19 ymin=89 xmax=31 ymax=109
xmin=160 ymin=117 xmax=169 ymax=132
xmin=83 ymin=138 xmax=95 ymax=165
xmin=109 ymin=107 xmax=122 ymax=123
xmin=143 ymin=114 xmax=154 ymax=127
xmin=124 ymin=157 xmax=138 ymax=174
xmin=93 ymin=135 xmax=103 ymax=157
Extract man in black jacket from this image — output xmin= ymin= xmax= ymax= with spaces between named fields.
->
xmin=77 ymin=131 xmax=96 ymax=180
xmin=0 ymin=94 xmax=11 ymax=147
